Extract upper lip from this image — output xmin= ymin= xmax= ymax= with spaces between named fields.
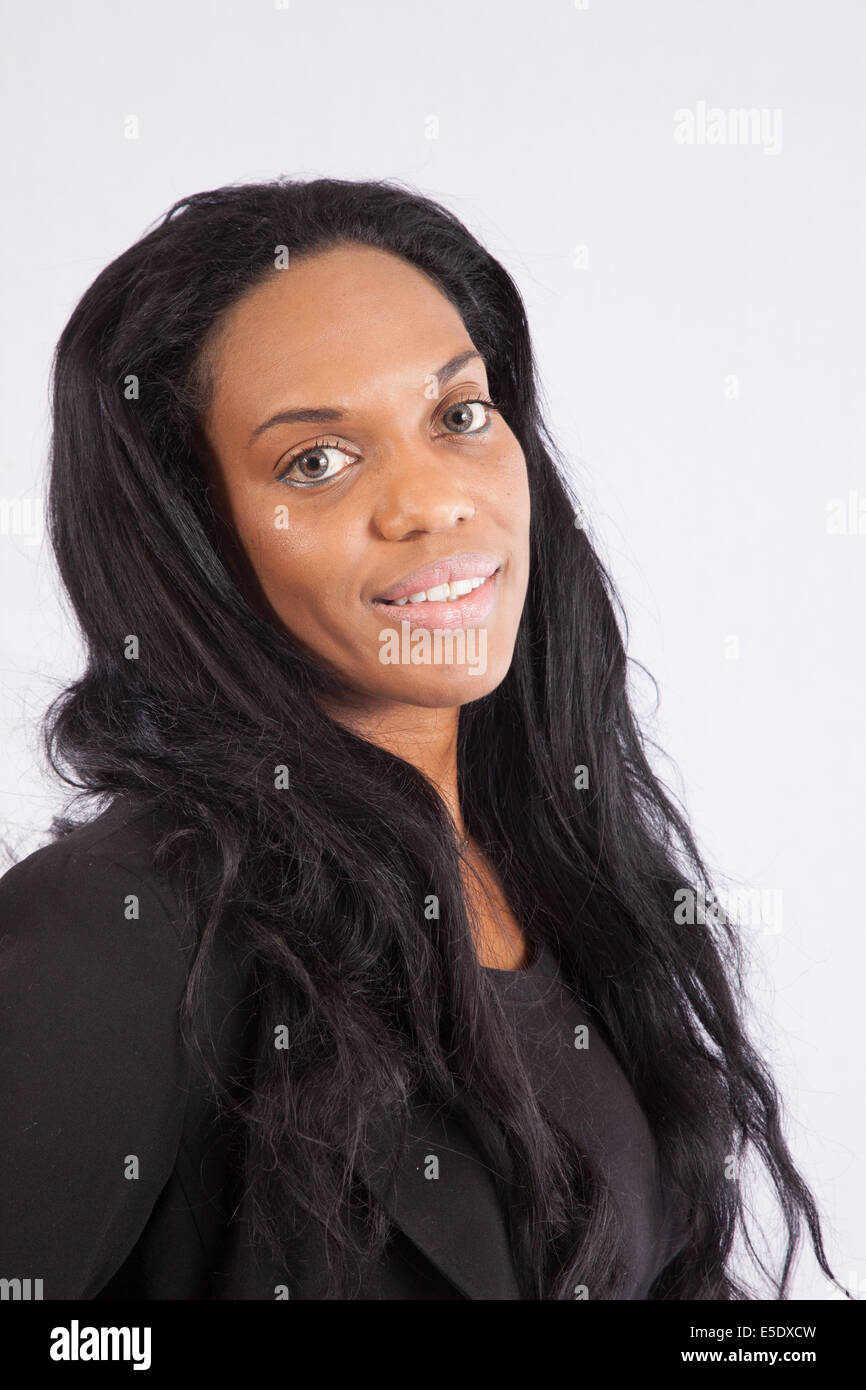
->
xmin=372 ymin=551 xmax=502 ymax=603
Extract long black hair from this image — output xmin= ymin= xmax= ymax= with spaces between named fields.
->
xmin=42 ymin=175 xmax=843 ymax=1299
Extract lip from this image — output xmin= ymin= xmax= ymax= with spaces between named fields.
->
xmin=372 ymin=551 xmax=502 ymax=604
xmin=371 ymin=568 xmax=499 ymax=630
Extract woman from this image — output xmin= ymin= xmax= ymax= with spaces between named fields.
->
xmin=0 ymin=176 xmax=843 ymax=1300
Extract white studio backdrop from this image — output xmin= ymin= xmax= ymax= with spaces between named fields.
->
xmin=1 ymin=0 xmax=862 ymax=1299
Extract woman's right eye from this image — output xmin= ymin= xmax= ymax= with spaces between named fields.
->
xmin=277 ymin=441 xmax=356 ymax=488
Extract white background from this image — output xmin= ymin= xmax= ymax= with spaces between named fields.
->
xmin=1 ymin=0 xmax=862 ymax=1298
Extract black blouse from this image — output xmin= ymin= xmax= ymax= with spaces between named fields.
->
xmin=484 ymin=943 xmax=690 ymax=1297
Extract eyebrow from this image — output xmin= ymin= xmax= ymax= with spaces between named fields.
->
xmin=246 ymin=348 xmax=485 ymax=449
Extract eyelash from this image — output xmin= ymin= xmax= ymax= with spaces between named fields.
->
xmin=275 ymin=393 xmax=499 ymax=488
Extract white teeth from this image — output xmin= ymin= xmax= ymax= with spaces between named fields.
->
xmin=384 ymin=575 xmax=490 ymax=606
xmin=424 ymin=583 xmax=451 ymax=602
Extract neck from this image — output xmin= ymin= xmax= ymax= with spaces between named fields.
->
xmin=320 ymin=693 xmax=466 ymax=841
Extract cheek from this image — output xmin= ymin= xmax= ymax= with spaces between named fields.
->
xmin=220 ymin=492 xmax=305 ymax=617
xmin=234 ymin=497 xmax=355 ymax=637
xmin=490 ymin=445 xmax=530 ymax=527
xmin=235 ymin=490 xmax=319 ymax=576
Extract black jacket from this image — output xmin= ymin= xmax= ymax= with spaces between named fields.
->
xmin=0 ymin=796 xmax=686 ymax=1300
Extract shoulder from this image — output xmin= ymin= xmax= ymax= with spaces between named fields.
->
xmin=0 ymin=795 xmax=199 ymax=1031
xmin=0 ymin=792 xmax=184 ymax=902
xmin=0 ymin=794 xmax=192 ymax=954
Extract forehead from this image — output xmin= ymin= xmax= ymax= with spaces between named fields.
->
xmin=203 ymin=243 xmax=478 ymax=425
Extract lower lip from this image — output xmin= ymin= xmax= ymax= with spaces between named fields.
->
xmin=371 ymin=569 xmax=500 ymax=629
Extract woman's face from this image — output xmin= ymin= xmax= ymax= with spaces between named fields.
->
xmin=199 ymin=242 xmax=530 ymax=712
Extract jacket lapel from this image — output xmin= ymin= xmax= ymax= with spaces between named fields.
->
xmin=355 ymin=1093 xmax=524 ymax=1300
xmin=191 ymin=891 xmax=523 ymax=1300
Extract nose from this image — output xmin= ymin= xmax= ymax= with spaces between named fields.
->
xmin=371 ymin=445 xmax=477 ymax=540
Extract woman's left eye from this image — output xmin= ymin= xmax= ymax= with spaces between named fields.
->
xmin=436 ymin=396 xmax=496 ymax=436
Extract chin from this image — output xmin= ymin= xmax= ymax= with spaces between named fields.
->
xmin=375 ymin=658 xmax=512 ymax=708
